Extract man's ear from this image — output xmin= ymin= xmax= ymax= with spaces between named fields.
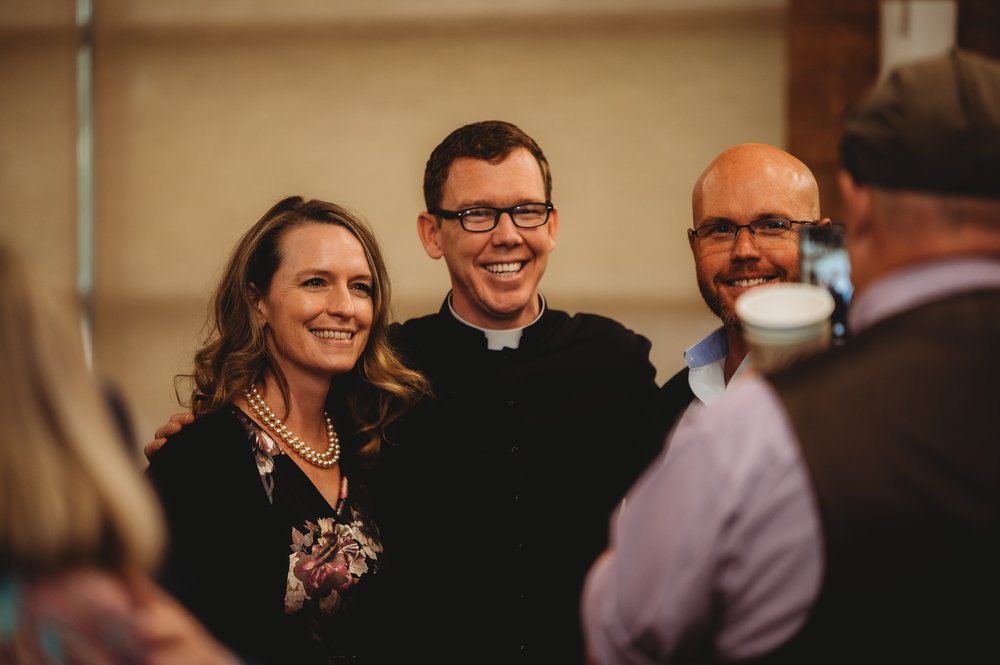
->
xmin=837 ymin=169 xmax=877 ymax=294
xmin=837 ymin=169 xmax=873 ymax=238
xmin=417 ymin=212 xmax=444 ymax=260
xmin=546 ymin=206 xmax=559 ymax=249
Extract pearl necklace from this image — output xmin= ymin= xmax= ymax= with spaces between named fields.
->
xmin=244 ymin=386 xmax=341 ymax=469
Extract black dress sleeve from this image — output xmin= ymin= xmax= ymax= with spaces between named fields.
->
xmin=145 ymin=409 xmax=279 ymax=662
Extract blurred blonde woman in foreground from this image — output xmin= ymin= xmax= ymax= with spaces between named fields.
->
xmin=0 ymin=245 xmax=235 ymax=665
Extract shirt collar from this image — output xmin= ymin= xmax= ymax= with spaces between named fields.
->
xmin=683 ymin=327 xmax=728 ymax=369
xmin=849 ymin=257 xmax=1000 ymax=334
xmin=684 ymin=326 xmax=753 ymax=406
xmin=447 ymin=292 xmax=547 ymax=350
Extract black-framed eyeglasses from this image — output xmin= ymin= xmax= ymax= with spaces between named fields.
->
xmin=431 ymin=202 xmax=554 ymax=233
xmin=689 ymin=217 xmax=817 ymax=246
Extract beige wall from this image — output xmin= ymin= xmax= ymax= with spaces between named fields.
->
xmin=0 ymin=3 xmax=76 ymax=289
xmin=0 ymin=0 xmax=785 ymax=443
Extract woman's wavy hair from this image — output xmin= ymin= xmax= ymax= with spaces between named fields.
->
xmin=187 ymin=196 xmax=428 ymax=457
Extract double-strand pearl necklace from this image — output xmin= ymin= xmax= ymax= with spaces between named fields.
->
xmin=244 ymin=386 xmax=341 ymax=469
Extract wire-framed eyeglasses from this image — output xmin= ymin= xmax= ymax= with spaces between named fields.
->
xmin=431 ymin=202 xmax=554 ymax=233
xmin=690 ymin=217 xmax=817 ymax=248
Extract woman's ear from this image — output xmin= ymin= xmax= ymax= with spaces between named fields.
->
xmin=248 ymin=283 xmax=268 ymax=327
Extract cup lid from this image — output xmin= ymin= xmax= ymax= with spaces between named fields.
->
xmin=736 ymin=283 xmax=835 ymax=344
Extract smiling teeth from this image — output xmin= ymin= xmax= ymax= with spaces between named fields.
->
xmin=731 ymin=277 xmax=770 ymax=287
xmin=486 ymin=262 xmax=523 ymax=275
xmin=311 ymin=330 xmax=353 ymax=340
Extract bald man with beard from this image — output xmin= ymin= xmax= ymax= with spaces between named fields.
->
xmin=647 ymin=144 xmax=829 ymax=444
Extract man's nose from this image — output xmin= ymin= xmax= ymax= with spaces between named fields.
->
xmin=729 ymin=226 xmax=762 ymax=259
xmin=491 ymin=211 xmax=523 ymax=245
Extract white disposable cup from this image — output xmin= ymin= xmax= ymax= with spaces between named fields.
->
xmin=735 ymin=283 xmax=835 ymax=373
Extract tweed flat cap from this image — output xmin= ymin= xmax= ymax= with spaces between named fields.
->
xmin=841 ymin=49 xmax=1000 ymax=198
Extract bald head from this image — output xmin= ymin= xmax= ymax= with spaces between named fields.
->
xmin=692 ymin=143 xmax=821 ymax=227
xmin=689 ymin=144 xmax=824 ymax=331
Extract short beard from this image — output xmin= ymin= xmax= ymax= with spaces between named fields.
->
xmin=696 ymin=263 xmax=801 ymax=332
xmin=697 ymin=278 xmax=741 ymax=331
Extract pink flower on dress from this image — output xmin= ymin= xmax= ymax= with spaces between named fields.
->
xmin=293 ymin=541 xmax=355 ymax=597
xmin=286 ymin=518 xmax=376 ymax=618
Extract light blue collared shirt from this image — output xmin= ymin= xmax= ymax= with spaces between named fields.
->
xmin=684 ymin=327 xmax=753 ymax=408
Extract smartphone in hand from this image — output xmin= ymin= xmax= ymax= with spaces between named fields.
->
xmin=800 ymin=224 xmax=852 ymax=343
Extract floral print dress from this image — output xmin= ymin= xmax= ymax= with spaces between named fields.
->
xmin=147 ymin=404 xmax=385 ymax=664
xmin=235 ymin=409 xmax=383 ymax=633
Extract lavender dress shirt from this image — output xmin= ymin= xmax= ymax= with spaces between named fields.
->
xmin=582 ymin=257 xmax=1000 ymax=665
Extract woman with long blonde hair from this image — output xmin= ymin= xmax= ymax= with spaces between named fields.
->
xmin=0 ymin=245 xmax=234 ymax=664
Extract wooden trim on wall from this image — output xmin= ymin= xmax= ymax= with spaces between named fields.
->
xmin=787 ymin=0 xmax=1000 ymax=222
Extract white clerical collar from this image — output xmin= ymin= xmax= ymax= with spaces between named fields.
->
xmin=447 ymin=292 xmax=546 ymax=350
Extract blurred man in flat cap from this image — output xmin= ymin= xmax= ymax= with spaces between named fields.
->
xmin=582 ymin=49 xmax=1000 ymax=664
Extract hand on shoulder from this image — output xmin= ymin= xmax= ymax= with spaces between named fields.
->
xmin=144 ymin=412 xmax=195 ymax=460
